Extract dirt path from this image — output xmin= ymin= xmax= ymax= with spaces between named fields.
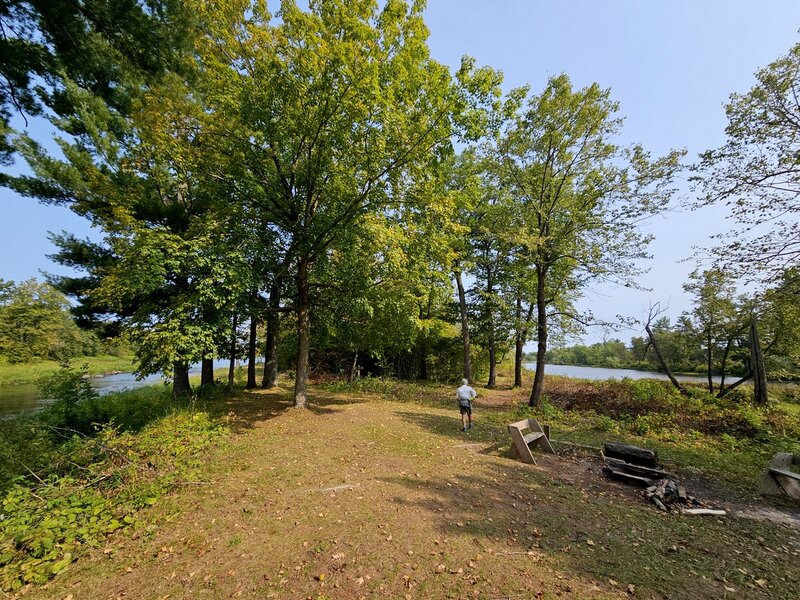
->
xmin=30 ymin=387 xmax=799 ymax=599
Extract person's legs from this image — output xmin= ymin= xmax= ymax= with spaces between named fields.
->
xmin=460 ymin=406 xmax=468 ymax=431
xmin=468 ymin=407 xmax=473 ymax=428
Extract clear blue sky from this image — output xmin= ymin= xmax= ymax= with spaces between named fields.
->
xmin=2 ymin=1 xmax=799 ymax=346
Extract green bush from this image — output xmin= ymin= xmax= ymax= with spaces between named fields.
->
xmin=37 ymin=362 xmax=100 ymax=433
xmin=0 ymin=411 xmax=229 ymax=592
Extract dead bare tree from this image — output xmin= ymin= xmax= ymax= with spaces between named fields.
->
xmin=643 ymin=303 xmax=689 ymax=396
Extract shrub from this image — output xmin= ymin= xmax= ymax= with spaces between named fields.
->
xmin=37 ymin=362 xmax=100 ymax=433
xmin=0 ymin=411 xmax=229 ymax=592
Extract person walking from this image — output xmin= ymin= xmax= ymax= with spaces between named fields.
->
xmin=456 ymin=378 xmax=477 ymax=432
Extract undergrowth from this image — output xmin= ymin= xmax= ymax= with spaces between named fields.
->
xmin=0 ymin=365 xmax=230 ymax=592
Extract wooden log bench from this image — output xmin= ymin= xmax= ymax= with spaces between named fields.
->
xmin=508 ymin=418 xmax=554 ymax=465
xmin=758 ymin=452 xmax=800 ymax=500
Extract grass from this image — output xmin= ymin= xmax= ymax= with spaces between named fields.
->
xmin=13 ymin=372 xmax=798 ymax=600
xmin=0 ymin=355 xmax=136 ymax=386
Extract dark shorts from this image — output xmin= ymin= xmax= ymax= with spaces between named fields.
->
xmin=460 ymin=405 xmax=472 ymax=416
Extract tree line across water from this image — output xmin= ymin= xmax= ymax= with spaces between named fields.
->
xmin=0 ymin=279 xmax=102 ymax=364
xmin=0 ymin=1 xmax=798 ymax=407
xmin=544 ymin=268 xmax=800 ymax=396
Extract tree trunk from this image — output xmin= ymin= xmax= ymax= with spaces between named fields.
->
xmin=454 ymin=267 xmax=473 ymax=383
xmin=347 ymin=350 xmax=358 ymax=383
xmin=201 ymin=354 xmax=214 ymax=387
xmin=487 ymin=336 xmax=496 ymax=388
xmin=717 ymin=370 xmax=752 ymax=399
xmin=418 ymin=291 xmax=433 ymax=381
xmin=750 ymin=316 xmax=768 ymax=405
xmin=172 ymin=361 xmax=191 ymax=398
xmin=529 ymin=267 xmax=548 ymax=407
xmin=294 ymin=258 xmax=311 ymax=408
xmin=486 ymin=265 xmax=496 ymax=389
xmin=706 ymin=328 xmax=714 ymax=394
xmin=246 ymin=310 xmax=258 ymax=389
xmin=514 ymin=301 xmax=535 ymax=388
xmin=227 ymin=314 xmax=237 ymax=391
xmin=719 ymin=337 xmax=733 ymax=395
xmin=262 ymin=281 xmax=281 ymax=389
xmin=645 ymin=323 xmax=688 ymax=395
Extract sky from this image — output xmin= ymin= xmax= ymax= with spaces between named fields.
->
xmin=2 ymin=1 xmax=800 ymax=347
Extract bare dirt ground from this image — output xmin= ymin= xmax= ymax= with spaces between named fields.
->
xmin=27 ymin=385 xmax=800 ymax=600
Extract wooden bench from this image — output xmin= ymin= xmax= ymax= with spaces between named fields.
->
xmin=758 ymin=452 xmax=800 ymax=500
xmin=508 ymin=418 xmax=554 ymax=465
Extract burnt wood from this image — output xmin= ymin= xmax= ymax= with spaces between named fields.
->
xmin=603 ymin=442 xmax=658 ymax=468
xmin=603 ymin=466 xmax=654 ymax=487
xmin=604 ymin=457 xmax=673 ymax=478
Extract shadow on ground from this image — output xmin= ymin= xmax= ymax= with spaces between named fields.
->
xmin=221 ymin=384 xmax=371 ymax=430
xmin=379 ymin=456 xmax=800 ymax=600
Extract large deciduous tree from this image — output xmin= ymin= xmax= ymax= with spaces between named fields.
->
xmin=695 ymin=41 xmax=800 ymax=281
xmin=493 ymin=75 xmax=684 ymax=407
xmin=198 ymin=0 xmax=500 ymax=407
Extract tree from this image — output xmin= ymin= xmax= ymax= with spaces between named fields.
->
xmin=0 ymin=278 xmax=96 ymax=362
xmin=760 ymin=269 xmax=800 ymax=378
xmin=198 ymin=0 xmax=501 ymax=407
xmin=467 ymin=179 xmax=515 ymax=388
xmin=311 ymin=213 xmax=444 ymax=381
xmin=695 ymin=40 xmax=800 ymax=281
xmin=494 ymin=75 xmax=684 ymax=407
xmin=0 ymin=0 xmax=192 ymax=167
xmin=10 ymin=66 xmax=253 ymax=396
xmin=682 ymin=268 xmax=741 ymax=394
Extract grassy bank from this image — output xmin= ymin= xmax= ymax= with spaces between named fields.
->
xmin=3 ymin=370 xmax=798 ymax=598
xmin=327 ymin=372 xmax=800 ymax=493
xmin=0 ymin=355 xmax=137 ymax=386
xmin=0 ymin=377 xmax=230 ymax=592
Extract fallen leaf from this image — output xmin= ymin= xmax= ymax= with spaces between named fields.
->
xmin=627 ymin=583 xmax=636 ymax=594
xmin=609 ymin=579 xmax=618 ymax=586
xmin=586 ymin=539 xmax=595 ymax=546
xmin=723 ymin=585 xmax=736 ymax=592
xmin=754 ymin=579 xmax=767 ymax=588
xmin=435 ymin=564 xmax=446 ymax=574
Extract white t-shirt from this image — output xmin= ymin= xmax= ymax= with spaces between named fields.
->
xmin=457 ymin=384 xmax=476 ymax=403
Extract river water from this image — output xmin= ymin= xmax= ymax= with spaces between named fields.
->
xmin=524 ymin=363 xmax=724 ymax=384
xmin=0 ymin=360 xmax=237 ymax=419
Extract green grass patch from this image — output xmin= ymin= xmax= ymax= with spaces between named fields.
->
xmin=324 ymin=374 xmax=800 ymax=495
xmin=0 ymin=355 xmax=137 ymax=386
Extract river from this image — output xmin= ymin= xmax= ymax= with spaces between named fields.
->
xmin=524 ymin=363 xmax=726 ymax=384
xmin=0 ymin=360 xmax=236 ymax=419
